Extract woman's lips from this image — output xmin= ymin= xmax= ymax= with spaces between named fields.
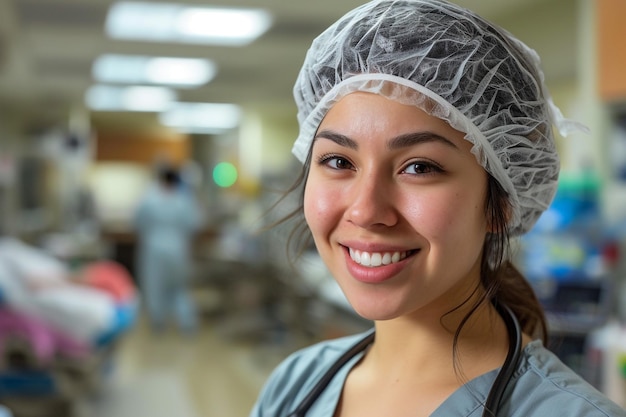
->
xmin=343 ymin=246 xmax=417 ymax=284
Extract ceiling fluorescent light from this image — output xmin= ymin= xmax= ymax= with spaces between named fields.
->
xmin=159 ymin=103 xmax=242 ymax=134
xmin=85 ymin=85 xmax=176 ymax=112
xmin=106 ymin=2 xmax=272 ymax=46
xmin=92 ymin=54 xmax=216 ymax=87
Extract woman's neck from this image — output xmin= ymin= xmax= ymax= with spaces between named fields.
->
xmin=367 ymin=300 xmax=510 ymax=384
xmin=334 ymin=302 xmax=513 ymax=417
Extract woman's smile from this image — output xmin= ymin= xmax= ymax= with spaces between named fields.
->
xmin=348 ymin=247 xmax=413 ymax=267
xmin=343 ymin=245 xmax=419 ymax=284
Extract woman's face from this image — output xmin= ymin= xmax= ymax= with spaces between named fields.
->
xmin=304 ymin=92 xmax=489 ymax=321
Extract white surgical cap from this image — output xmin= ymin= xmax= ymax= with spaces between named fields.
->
xmin=292 ymin=0 xmax=587 ymax=236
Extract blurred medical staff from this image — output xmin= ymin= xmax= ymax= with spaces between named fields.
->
xmin=134 ymin=164 xmax=203 ymax=334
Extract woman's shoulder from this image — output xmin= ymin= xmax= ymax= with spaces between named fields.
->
xmin=249 ymin=329 xmax=373 ymax=416
xmin=508 ymin=340 xmax=626 ymax=416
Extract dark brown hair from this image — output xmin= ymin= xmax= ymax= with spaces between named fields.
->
xmin=480 ymin=175 xmax=548 ymax=342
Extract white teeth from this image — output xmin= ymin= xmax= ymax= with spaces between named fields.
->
xmin=349 ymin=248 xmax=408 ymax=268
xmin=361 ymin=251 xmax=371 ymax=265
xmin=382 ymin=253 xmax=391 ymax=265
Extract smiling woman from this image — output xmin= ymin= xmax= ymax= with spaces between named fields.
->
xmin=249 ymin=1 xmax=625 ymax=417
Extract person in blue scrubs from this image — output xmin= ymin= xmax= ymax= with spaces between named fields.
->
xmin=134 ymin=164 xmax=203 ymax=334
xmin=250 ymin=0 xmax=626 ymax=416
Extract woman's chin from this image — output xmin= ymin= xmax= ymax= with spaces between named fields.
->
xmin=349 ymin=301 xmax=403 ymax=322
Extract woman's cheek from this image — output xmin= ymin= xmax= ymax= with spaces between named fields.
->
xmin=304 ymin=182 xmax=334 ymax=228
xmin=403 ymin=191 xmax=469 ymax=238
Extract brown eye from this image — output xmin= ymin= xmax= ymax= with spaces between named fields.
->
xmin=318 ymin=154 xmax=355 ymax=170
xmin=403 ymin=161 xmax=443 ymax=176
xmin=333 ymin=158 xmax=352 ymax=169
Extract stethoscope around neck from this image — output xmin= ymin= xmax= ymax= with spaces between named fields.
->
xmin=287 ymin=302 xmax=522 ymax=417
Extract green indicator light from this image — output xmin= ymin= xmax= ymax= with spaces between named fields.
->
xmin=213 ymin=162 xmax=238 ymax=188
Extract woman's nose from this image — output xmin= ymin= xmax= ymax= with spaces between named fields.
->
xmin=345 ymin=175 xmax=398 ymax=228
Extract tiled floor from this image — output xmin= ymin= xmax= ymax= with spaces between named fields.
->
xmin=80 ymin=313 xmax=294 ymax=417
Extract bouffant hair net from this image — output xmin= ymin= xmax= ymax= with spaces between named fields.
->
xmin=292 ymin=0 xmax=587 ymax=236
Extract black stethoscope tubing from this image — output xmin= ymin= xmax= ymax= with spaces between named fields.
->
xmin=288 ymin=303 xmax=522 ymax=417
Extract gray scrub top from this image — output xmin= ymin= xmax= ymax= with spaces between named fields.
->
xmin=249 ymin=330 xmax=626 ymax=417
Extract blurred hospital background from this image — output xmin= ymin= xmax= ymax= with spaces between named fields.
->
xmin=1 ymin=0 xmax=626 ymax=416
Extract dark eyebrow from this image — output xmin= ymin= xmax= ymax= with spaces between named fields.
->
xmin=388 ymin=132 xmax=459 ymax=151
xmin=314 ymin=130 xmax=358 ymax=150
xmin=314 ymin=130 xmax=459 ymax=151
